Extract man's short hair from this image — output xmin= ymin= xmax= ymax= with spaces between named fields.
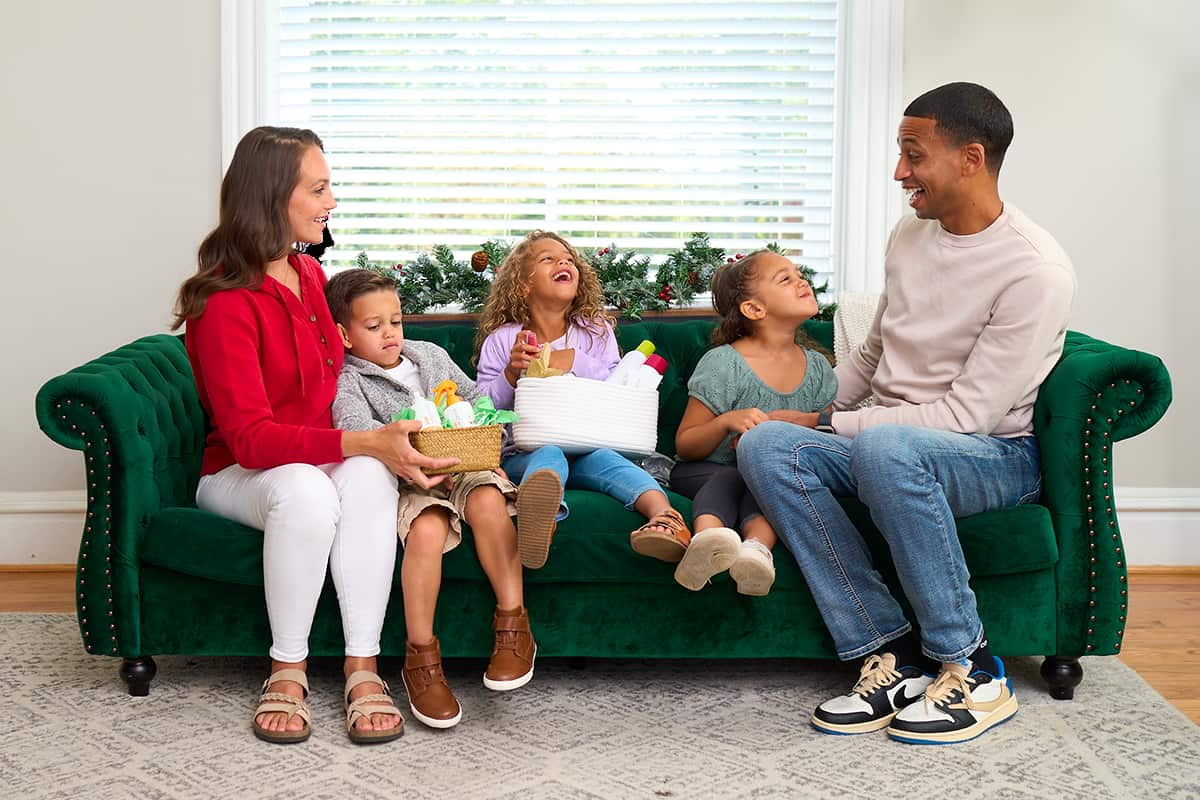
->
xmin=904 ymin=82 xmax=1014 ymax=174
xmin=324 ymin=269 xmax=398 ymax=327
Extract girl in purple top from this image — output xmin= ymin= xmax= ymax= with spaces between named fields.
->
xmin=474 ymin=231 xmax=691 ymax=570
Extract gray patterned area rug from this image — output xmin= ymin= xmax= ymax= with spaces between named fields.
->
xmin=2 ymin=614 xmax=1198 ymax=799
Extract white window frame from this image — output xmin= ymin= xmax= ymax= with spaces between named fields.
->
xmin=220 ymin=0 xmax=902 ymax=295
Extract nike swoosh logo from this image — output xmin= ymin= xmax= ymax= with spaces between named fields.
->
xmin=894 ymin=684 xmax=925 ymax=708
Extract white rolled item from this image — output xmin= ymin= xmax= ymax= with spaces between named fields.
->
xmin=512 ymin=375 xmax=658 ymax=459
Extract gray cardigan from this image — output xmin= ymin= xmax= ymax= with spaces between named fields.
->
xmin=332 ymin=340 xmax=483 ymax=432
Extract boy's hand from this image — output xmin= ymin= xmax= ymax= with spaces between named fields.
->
xmin=504 ymin=330 xmax=540 ymax=385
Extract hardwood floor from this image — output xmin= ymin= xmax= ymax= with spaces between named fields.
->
xmin=2 ymin=567 xmax=1196 ymax=724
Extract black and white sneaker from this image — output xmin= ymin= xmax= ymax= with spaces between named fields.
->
xmin=811 ymin=653 xmax=935 ymax=735
xmin=886 ymin=657 xmax=1018 ymax=744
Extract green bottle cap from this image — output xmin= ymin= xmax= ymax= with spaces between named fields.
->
xmin=636 ymin=340 xmax=656 ymax=356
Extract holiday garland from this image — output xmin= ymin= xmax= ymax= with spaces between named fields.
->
xmin=356 ymin=233 xmax=836 ymax=321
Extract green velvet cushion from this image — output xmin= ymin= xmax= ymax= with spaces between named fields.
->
xmin=142 ymin=492 xmax=1056 ymax=590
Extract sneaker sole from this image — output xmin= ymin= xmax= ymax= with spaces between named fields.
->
xmin=483 ymin=645 xmax=537 ymax=692
xmin=886 ymin=694 xmax=1019 ymax=745
xmin=673 ymin=528 xmax=740 ymax=591
xmin=810 ymin=711 xmax=896 ymax=735
xmin=409 ymin=702 xmax=463 ymax=729
xmin=401 ymin=673 xmax=464 ymax=730
xmin=729 ymin=555 xmax=775 ymax=597
xmin=516 ymin=470 xmax=562 ymax=570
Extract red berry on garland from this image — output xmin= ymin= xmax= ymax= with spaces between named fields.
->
xmin=658 ymin=284 xmax=673 ymax=302
xmin=735 ymin=253 xmax=743 ymax=260
xmin=726 ymin=257 xmax=735 ymax=264
xmin=471 ymin=251 xmax=489 ymax=272
xmin=393 ymin=263 xmax=403 ymax=271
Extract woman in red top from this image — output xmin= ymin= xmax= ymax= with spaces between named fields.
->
xmin=174 ymin=127 xmax=457 ymax=744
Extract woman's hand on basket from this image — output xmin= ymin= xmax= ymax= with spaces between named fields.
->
xmin=344 ymin=421 xmax=459 ymax=489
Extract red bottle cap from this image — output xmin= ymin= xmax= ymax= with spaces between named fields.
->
xmin=643 ymin=354 xmax=668 ymax=374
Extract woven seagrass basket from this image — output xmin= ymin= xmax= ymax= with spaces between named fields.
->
xmin=412 ymin=424 xmax=502 ymax=475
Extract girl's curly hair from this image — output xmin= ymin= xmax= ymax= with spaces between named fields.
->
xmin=473 ymin=230 xmax=615 ymax=362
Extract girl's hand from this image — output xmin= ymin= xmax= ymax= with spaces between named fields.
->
xmin=504 ymin=330 xmax=540 ymax=385
xmin=369 ymin=421 xmax=459 ymax=489
xmin=722 ymin=408 xmax=769 ymax=435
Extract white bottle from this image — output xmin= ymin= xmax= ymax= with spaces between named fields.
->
xmin=442 ymin=399 xmax=476 ymax=428
xmin=605 ymin=340 xmax=656 ymax=386
xmin=629 ymin=354 xmax=668 ymax=390
xmin=410 ymin=397 xmax=443 ymax=429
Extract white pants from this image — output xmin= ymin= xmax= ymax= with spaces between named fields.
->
xmin=196 ymin=456 xmax=399 ymax=662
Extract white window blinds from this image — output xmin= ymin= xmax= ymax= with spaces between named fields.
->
xmin=274 ymin=0 xmax=837 ymax=276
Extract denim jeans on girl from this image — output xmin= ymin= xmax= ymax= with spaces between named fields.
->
xmin=502 ymin=445 xmax=662 ymax=521
xmin=737 ymin=422 xmax=1042 ymax=663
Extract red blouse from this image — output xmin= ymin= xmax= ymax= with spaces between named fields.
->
xmin=186 ymin=253 xmax=345 ymax=476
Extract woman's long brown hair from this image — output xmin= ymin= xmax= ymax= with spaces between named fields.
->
xmin=171 ymin=126 xmax=324 ymax=329
xmin=473 ymin=231 xmax=615 ymax=363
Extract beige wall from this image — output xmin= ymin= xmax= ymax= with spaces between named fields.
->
xmin=903 ymin=0 xmax=1199 ymax=487
xmin=1 ymin=2 xmax=221 ymax=492
xmin=3 ymin=1 xmax=1195 ymax=494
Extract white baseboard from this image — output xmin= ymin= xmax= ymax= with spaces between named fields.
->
xmin=0 ymin=491 xmax=87 ymax=564
xmin=2 ymin=488 xmax=1199 ymax=567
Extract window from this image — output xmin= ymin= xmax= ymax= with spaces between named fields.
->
xmin=223 ymin=0 xmax=901 ymax=293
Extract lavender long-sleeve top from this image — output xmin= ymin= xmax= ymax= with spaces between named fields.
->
xmin=475 ymin=319 xmax=621 ymax=410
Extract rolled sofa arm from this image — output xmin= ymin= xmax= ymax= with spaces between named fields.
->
xmin=35 ymin=334 xmax=205 ymax=657
xmin=1032 ymin=331 xmax=1172 ymax=657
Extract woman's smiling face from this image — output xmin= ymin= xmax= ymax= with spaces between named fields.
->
xmin=288 ymin=145 xmax=336 ymax=245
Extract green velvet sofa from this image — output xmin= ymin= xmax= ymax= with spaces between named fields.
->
xmin=35 ymin=319 xmax=1171 ymax=699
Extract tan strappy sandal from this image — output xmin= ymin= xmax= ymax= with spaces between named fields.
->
xmin=630 ymin=506 xmax=693 ymax=563
xmin=252 ymin=668 xmax=312 ymax=744
xmin=344 ymin=670 xmax=405 ymax=744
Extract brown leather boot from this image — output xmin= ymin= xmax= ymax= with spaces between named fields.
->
xmin=401 ymin=638 xmax=462 ymax=729
xmin=483 ymin=606 xmax=537 ymax=691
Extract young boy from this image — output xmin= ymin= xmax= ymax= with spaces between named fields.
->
xmin=325 ymin=269 xmax=541 ymax=730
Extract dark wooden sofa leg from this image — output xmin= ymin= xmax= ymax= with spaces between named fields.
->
xmin=1041 ymin=656 xmax=1083 ymax=700
xmin=120 ymin=656 xmax=157 ymax=697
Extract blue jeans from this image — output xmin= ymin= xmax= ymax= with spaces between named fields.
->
xmin=502 ymin=445 xmax=663 ymax=521
xmin=738 ymin=422 xmax=1042 ymax=663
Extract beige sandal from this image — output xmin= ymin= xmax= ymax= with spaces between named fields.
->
xmin=345 ymin=670 xmax=405 ymax=744
xmin=630 ymin=507 xmax=693 ymax=563
xmin=252 ymin=668 xmax=311 ymax=744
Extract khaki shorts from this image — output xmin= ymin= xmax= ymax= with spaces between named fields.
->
xmin=397 ymin=470 xmax=517 ymax=553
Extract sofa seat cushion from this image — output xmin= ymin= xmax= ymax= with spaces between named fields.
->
xmin=142 ymin=495 xmax=1057 ymax=590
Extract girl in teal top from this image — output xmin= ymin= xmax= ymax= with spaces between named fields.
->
xmin=671 ymin=251 xmax=837 ymax=595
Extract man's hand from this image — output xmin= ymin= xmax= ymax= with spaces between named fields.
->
xmin=767 ymin=409 xmax=821 ymax=428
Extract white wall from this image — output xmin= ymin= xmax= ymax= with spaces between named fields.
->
xmin=2 ymin=1 xmax=1196 ymax=561
xmin=0 ymin=2 xmax=221 ymax=493
xmin=903 ymin=0 xmax=1200 ymax=488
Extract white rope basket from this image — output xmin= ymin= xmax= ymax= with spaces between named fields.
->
xmin=512 ymin=375 xmax=658 ymax=459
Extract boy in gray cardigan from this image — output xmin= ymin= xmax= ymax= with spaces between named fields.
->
xmin=325 ymin=269 xmax=540 ymax=730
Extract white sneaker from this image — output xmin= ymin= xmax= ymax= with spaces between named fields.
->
xmin=673 ymin=527 xmax=741 ymax=591
xmin=729 ymin=541 xmax=775 ymax=596
xmin=886 ymin=657 xmax=1018 ymax=744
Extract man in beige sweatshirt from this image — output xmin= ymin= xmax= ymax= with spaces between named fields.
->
xmin=739 ymin=82 xmax=1076 ymax=745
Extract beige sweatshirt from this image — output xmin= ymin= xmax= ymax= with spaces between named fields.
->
xmin=832 ymin=204 xmax=1076 ymax=439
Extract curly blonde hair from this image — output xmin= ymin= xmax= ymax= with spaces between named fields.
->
xmin=473 ymin=230 xmax=615 ymax=362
